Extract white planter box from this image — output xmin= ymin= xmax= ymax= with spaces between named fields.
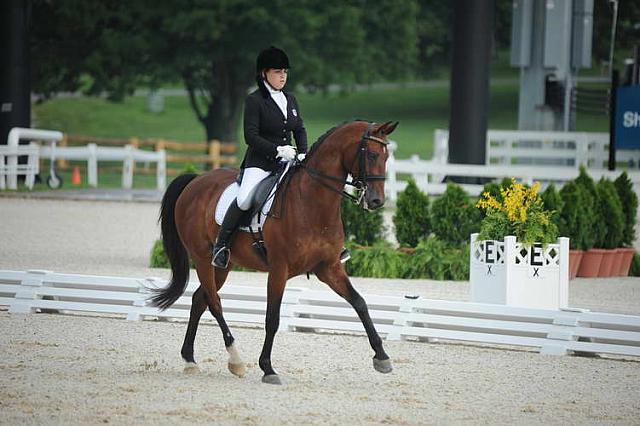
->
xmin=469 ymin=234 xmax=569 ymax=310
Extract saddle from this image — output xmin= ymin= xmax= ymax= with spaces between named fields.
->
xmin=214 ymin=162 xmax=291 ymax=231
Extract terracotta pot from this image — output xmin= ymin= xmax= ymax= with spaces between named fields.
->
xmin=610 ymin=248 xmax=624 ymax=277
xmin=617 ymin=247 xmax=636 ymax=276
xmin=568 ymin=250 xmax=584 ymax=280
xmin=598 ymin=249 xmax=617 ymax=277
xmin=577 ymin=249 xmax=605 ymax=278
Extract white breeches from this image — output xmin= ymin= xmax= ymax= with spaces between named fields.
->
xmin=237 ymin=167 xmax=271 ymax=211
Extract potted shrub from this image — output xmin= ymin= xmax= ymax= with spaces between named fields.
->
xmin=393 ymin=178 xmax=431 ymax=247
xmin=594 ymin=178 xmax=624 ymax=277
xmin=471 ymin=180 xmax=568 ymax=310
xmin=574 ymin=167 xmax=606 ymax=277
xmin=614 ymin=172 xmax=638 ymax=276
xmin=558 ymin=181 xmax=591 ymax=278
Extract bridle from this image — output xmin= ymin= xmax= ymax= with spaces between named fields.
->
xmin=301 ymin=123 xmax=388 ymax=208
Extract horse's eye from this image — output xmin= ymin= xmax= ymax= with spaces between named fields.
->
xmin=367 ymin=151 xmax=379 ymax=163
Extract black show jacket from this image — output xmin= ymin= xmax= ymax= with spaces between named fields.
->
xmin=242 ymin=88 xmax=307 ymax=171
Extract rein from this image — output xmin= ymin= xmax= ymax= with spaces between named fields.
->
xmin=301 ymin=123 xmax=388 ymax=207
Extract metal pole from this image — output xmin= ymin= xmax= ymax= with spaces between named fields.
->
xmin=608 ymin=0 xmax=619 ymax=80
xmin=562 ymin=0 xmax=573 ymax=131
xmin=608 ymin=70 xmax=619 ymax=171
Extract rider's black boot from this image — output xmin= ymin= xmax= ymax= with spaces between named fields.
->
xmin=212 ymin=200 xmax=245 ymax=268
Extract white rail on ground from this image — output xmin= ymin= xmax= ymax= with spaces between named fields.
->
xmin=1 ymin=270 xmax=639 ymax=358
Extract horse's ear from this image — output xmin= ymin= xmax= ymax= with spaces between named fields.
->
xmin=377 ymin=121 xmax=399 ymax=136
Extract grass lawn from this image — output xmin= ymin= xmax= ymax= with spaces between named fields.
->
xmin=29 ymin=81 xmax=609 ymax=190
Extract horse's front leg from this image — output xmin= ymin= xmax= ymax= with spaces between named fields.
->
xmin=315 ymin=261 xmax=392 ymax=373
xmin=259 ymin=268 xmax=287 ymax=385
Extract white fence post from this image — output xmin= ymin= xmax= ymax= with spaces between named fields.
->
xmin=87 ymin=143 xmax=98 ymax=187
xmin=157 ymin=149 xmax=166 ymax=191
xmin=387 ymin=141 xmax=397 ymax=202
xmin=122 ymin=145 xmax=134 ymax=189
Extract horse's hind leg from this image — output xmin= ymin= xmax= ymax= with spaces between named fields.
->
xmin=194 ymin=260 xmax=246 ymax=377
xmin=315 ymin=261 xmax=392 ymax=374
xmin=181 ymin=286 xmax=207 ymax=373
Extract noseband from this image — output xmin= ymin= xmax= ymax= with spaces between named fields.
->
xmin=301 ymin=123 xmax=388 ymax=208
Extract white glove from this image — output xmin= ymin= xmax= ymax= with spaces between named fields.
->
xmin=276 ymin=145 xmax=296 ymax=161
xmin=296 ymin=153 xmax=306 ymax=162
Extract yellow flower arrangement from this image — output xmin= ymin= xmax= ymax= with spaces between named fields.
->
xmin=476 ymin=180 xmax=557 ymax=245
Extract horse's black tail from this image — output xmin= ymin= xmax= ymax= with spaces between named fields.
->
xmin=148 ymin=173 xmax=198 ymax=311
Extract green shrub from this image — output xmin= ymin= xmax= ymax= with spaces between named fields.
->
xmin=401 ymin=237 xmax=469 ymax=281
xmin=393 ymin=178 xmax=431 ymax=247
xmin=150 ymin=239 xmax=170 ymax=268
xmin=431 ymin=183 xmax=481 ymax=246
xmin=182 ymin=163 xmax=200 ymax=174
xmin=614 ymin=172 xmax=638 ymax=247
xmin=540 ymin=183 xmax=564 ymax=229
xmin=630 ymin=253 xmax=640 ymax=277
xmin=344 ymin=241 xmax=405 ymax=278
xmin=559 ymin=181 xmax=593 ymax=250
xmin=595 ymin=178 xmax=624 ymax=249
xmin=574 ymin=166 xmax=604 ymax=248
xmin=341 ymin=198 xmax=385 ymax=245
xmin=476 ymin=181 xmax=557 ymax=245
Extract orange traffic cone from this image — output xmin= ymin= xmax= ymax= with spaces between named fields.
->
xmin=71 ymin=166 xmax=81 ymax=185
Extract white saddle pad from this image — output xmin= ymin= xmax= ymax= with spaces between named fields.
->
xmin=215 ymin=162 xmax=292 ymax=232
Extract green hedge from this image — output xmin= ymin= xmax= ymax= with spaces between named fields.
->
xmin=341 ymin=198 xmax=385 ymax=245
xmin=345 ymin=238 xmax=469 ymax=281
xmin=393 ymin=178 xmax=430 ymax=247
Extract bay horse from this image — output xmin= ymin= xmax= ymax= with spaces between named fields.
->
xmin=149 ymin=120 xmax=398 ymax=384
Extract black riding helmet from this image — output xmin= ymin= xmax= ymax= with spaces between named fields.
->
xmin=256 ymin=46 xmax=290 ymax=72
xmin=256 ymin=46 xmax=290 ymax=96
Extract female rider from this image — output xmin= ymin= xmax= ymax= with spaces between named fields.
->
xmin=212 ymin=46 xmax=349 ymax=268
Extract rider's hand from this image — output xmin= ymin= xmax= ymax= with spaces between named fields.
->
xmin=296 ymin=153 xmax=306 ymax=162
xmin=276 ymin=145 xmax=296 ymax=161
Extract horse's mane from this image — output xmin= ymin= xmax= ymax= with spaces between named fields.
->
xmin=306 ymin=119 xmax=370 ymax=158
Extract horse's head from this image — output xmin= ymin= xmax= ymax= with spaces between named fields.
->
xmin=346 ymin=121 xmax=398 ymax=210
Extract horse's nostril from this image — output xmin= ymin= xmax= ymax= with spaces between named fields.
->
xmin=369 ymin=198 xmax=384 ymax=209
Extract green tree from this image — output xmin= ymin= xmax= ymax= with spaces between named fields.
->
xmin=595 ymin=178 xmax=624 ymax=249
xmin=559 ymin=181 xmax=593 ymax=250
xmin=393 ymin=179 xmax=431 ymax=247
xmin=540 ymin=183 xmax=564 ymax=229
xmin=430 ymin=183 xmax=481 ymax=246
xmin=574 ymin=166 xmax=603 ymax=248
xmin=614 ymin=172 xmax=638 ymax=247
xmin=31 ymin=0 xmax=418 ymax=143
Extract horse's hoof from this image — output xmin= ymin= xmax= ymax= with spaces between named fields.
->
xmin=183 ymin=362 xmax=200 ymax=374
xmin=373 ymin=357 xmax=393 ymax=374
xmin=228 ymin=362 xmax=247 ymax=378
xmin=261 ymin=374 xmax=283 ymax=385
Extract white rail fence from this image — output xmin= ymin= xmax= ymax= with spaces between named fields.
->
xmin=2 ymin=270 xmax=639 ymax=358
xmin=39 ymin=143 xmax=166 ymax=190
xmin=1 ymin=127 xmax=166 ymax=191
xmin=0 ymin=143 xmax=40 ymax=190
xmin=386 ymin=129 xmax=640 ymax=199
xmin=1 ymin=128 xmax=62 ymax=190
